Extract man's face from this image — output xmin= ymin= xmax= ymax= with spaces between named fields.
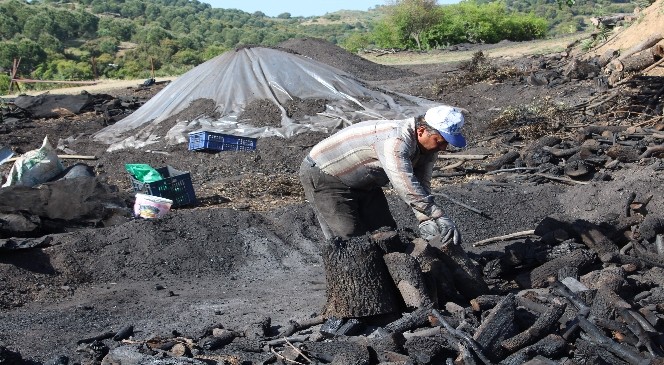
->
xmin=417 ymin=127 xmax=448 ymax=153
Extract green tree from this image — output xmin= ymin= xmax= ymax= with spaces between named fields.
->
xmin=277 ymin=12 xmax=291 ymax=19
xmin=386 ymin=0 xmax=442 ymax=49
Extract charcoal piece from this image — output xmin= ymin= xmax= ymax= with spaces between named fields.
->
xmin=320 ymin=316 xmax=345 ymax=338
xmin=500 ymin=334 xmax=567 ymax=365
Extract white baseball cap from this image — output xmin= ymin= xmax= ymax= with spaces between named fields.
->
xmin=424 ymin=105 xmax=466 ymax=148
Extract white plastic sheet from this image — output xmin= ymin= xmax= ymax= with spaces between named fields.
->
xmin=93 ymin=47 xmax=441 ymax=151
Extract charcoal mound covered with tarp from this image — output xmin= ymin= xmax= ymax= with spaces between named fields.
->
xmin=93 ymin=46 xmax=440 ymax=151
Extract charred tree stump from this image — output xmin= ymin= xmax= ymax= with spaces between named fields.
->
xmin=383 ymin=252 xmax=435 ymax=309
xmin=472 ymin=293 xmax=518 ymax=360
xmin=321 ymin=236 xmax=402 ymax=318
xmin=430 ymin=238 xmax=490 ymax=300
xmin=500 ymin=299 xmax=566 ymax=353
xmin=519 ymin=249 xmax=596 ymax=289
xmin=500 ymin=334 xmax=567 ymax=365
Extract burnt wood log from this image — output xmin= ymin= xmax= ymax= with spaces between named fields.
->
xmin=589 ymin=14 xmax=632 ymax=28
xmin=470 ymin=295 xmax=503 ymax=312
xmin=383 ymin=252 xmax=435 ymax=309
xmin=383 ymin=307 xmax=431 ymax=334
xmin=277 ymin=316 xmax=325 ymax=337
xmin=571 ymin=220 xmax=620 ymax=256
xmin=594 ymin=317 xmax=640 ymax=346
xmin=431 ymin=309 xmax=493 ymax=365
xmin=499 ymin=334 xmax=567 ymax=365
xmin=500 ymin=299 xmax=566 ymax=353
xmin=589 ymin=287 xmax=631 ymax=320
xmin=405 ymin=238 xmax=464 ymax=305
xmin=580 ymin=266 xmax=626 ymax=292
xmin=574 ymin=337 xmax=630 ymax=365
xmin=522 ymin=136 xmax=561 ymax=167
xmin=617 ymin=308 xmax=664 ymax=357
xmin=484 ymin=150 xmax=520 ymax=171
xmin=541 ymin=145 xmax=580 ymax=158
xmin=321 ymin=236 xmax=402 ymax=318
xmin=611 ymin=45 xmax=664 ymax=74
xmin=600 ymin=252 xmax=644 ymax=269
xmin=576 ymin=315 xmax=649 ymax=365
xmin=617 ymin=35 xmax=664 ymax=61
xmin=599 ymin=49 xmax=620 ymax=67
xmin=519 ymin=249 xmax=596 ymax=289
xmin=472 ymin=293 xmax=518 ymax=361
xmin=632 ymin=240 xmax=664 ymax=268
xmin=430 ymin=238 xmax=490 ymax=300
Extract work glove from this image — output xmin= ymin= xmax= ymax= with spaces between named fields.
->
xmin=418 ymin=217 xmax=461 ymax=246
xmin=435 ymin=216 xmax=461 ymax=246
xmin=418 ymin=219 xmax=439 ymax=241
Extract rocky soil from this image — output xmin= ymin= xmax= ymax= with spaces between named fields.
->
xmin=1 ymin=35 xmax=663 ymax=365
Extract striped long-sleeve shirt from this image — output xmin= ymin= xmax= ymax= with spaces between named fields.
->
xmin=308 ymin=117 xmax=444 ymax=222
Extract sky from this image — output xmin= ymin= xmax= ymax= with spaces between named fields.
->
xmin=202 ymin=0 xmax=458 ymax=18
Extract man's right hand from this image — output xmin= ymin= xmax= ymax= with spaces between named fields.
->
xmin=418 ymin=219 xmax=439 ymax=241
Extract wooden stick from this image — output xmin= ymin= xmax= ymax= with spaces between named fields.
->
xmin=4 ymin=154 xmax=98 ymax=163
xmin=472 ymin=230 xmax=536 ymax=247
xmin=441 ymin=160 xmax=465 ymax=171
xmin=642 ymin=57 xmax=664 ymax=74
xmin=485 ymin=167 xmax=537 ymax=175
xmin=532 ymin=172 xmax=589 ymax=185
xmin=639 ymin=144 xmax=664 ymax=158
xmin=431 ymin=309 xmax=494 ymax=365
xmin=433 ymin=191 xmax=487 ymax=217
xmin=439 ymin=154 xmax=488 ymax=160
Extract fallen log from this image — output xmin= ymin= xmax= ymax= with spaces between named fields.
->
xmin=611 ymin=45 xmax=664 ymax=74
xmin=617 ymin=34 xmax=664 ymax=61
xmin=589 ymin=14 xmax=633 ymax=28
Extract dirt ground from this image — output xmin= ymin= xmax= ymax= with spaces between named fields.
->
xmin=1 ymin=33 xmax=663 ymax=364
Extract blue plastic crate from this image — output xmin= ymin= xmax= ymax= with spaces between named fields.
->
xmin=129 ymin=165 xmax=197 ymax=208
xmin=188 ymin=131 xmax=257 ymax=152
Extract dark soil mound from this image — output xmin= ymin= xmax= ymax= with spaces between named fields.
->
xmin=278 ymin=37 xmax=417 ymax=81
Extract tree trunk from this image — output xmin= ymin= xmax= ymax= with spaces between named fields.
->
xmin=321 ymin=236 xmax=402 ymax=318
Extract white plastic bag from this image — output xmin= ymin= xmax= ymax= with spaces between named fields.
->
xmin=2 ymin=136 xmax=64 ymax=188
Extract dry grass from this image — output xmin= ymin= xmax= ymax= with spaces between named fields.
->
xmin=360 ymin=33 xmax=591 ymax=66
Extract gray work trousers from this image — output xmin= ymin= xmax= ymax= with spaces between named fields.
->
xmin=299 ymin=156 xmax=397 ymax=240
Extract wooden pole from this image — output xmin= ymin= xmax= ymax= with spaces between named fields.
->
xmin=150 ymin=57 xmax=155 ymax=79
